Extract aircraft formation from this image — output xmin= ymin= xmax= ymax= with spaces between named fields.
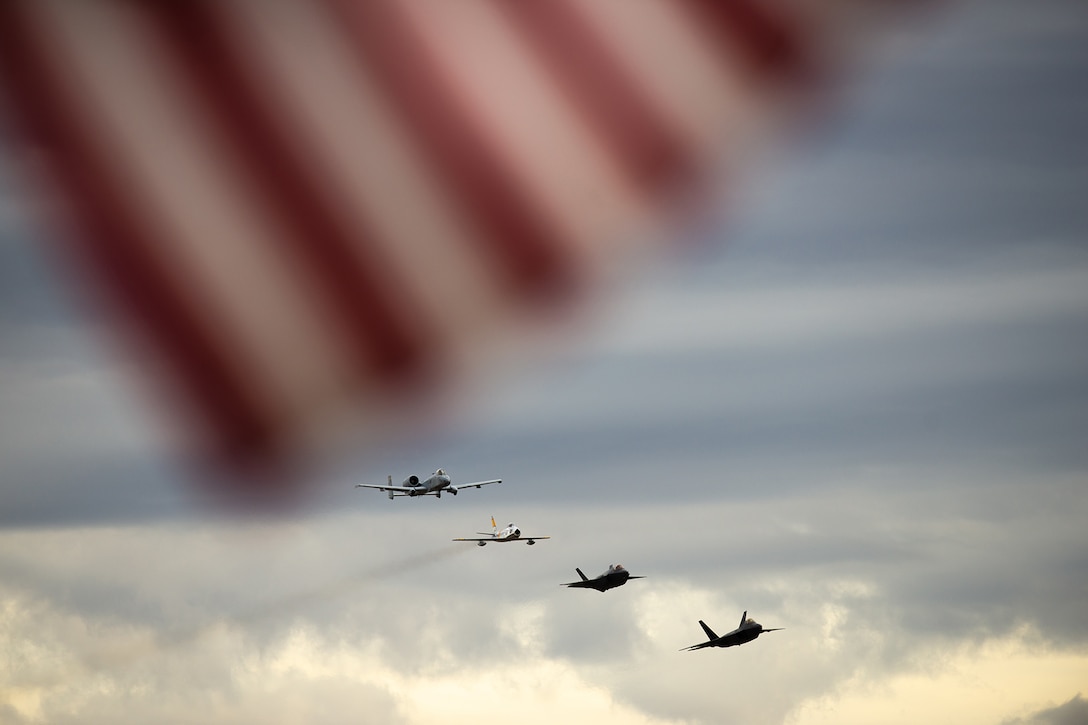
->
xmin=356 ymin=468 xmax=781 ymax=650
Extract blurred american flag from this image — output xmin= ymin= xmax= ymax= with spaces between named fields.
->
xmin=0 ymin=0 xmax=906 ymax=488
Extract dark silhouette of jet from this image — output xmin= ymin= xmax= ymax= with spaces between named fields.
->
xmin=681 ymin=611 xmax=783 ymax=651
xmin=561 ymin=564 xmax=644 ymax=592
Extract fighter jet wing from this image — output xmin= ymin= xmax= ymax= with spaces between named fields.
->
xmin=452 ymin=535 xmax=551 ymax=542
xmin=448 ymin=479 xmax=502 ymax=492
xmin=680 ymin=640 xmax=719 ymax=652
xmin=561 ymin=579 xmax=599 ymax=588
xmin=680 ymin=620 xmax=721 ymax=651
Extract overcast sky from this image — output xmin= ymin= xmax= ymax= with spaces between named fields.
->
xmin=2 ymin=0 xmax=1087 ymax=723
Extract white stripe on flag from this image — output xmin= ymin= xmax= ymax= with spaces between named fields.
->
xmin=37 ymin=0 xmax=362 ymax=431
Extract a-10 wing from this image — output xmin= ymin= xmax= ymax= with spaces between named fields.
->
xmin=353 ymin=483 xmax=440 ymax=497
xmin=449 ymin=479 xmax=503 ymax=492
xmin=355 ymin=483 xmax=421 ymax=493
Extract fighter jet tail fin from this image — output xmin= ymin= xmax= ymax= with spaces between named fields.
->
xmin=476 ymin=516 xmax=499 ymax=536
xmin=576 ymin=568 xmax=588 ymax=581
xmin=739 ymin=610 xmax=748 ymax=629
xmin=698 ymin=620 xmax=719 ymax=641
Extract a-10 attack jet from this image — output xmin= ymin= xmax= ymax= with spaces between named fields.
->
xmin=355 ymin=469 xmax=501 ymax=499
xmin=453 ymin=517 xmax=550 ymax=546
xmin=561 ymin=564 xmax=644 ymax=592
xmin=681 ymin=611 xmax=783 ymax=651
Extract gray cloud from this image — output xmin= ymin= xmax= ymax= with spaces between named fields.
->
xmin=1004 ymin=694 xmax=1088 ymax=725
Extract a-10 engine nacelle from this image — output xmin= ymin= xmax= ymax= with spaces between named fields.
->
xmin=404 ymin=475 xmax=421 ymax=496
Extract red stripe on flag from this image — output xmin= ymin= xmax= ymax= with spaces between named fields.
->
xmin=325 ymin=0 xmax=579 ymax=304
xmin=140 ymin=1 xmax=431 ymax=384
xmin=494 ymin=0 xmax=693 ymax=196
xmin=0 ymin=4 xmax=281 ymax=466
xmin=679 ymin=0 xmax=814 ymax=82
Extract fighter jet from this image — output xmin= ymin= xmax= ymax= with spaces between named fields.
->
xmin=561 ymin=564 xmax=644 ymax=592
xmin=355 ymin=469 xmax=501 ymax=499
xmin=453 ymin=516 xmax=550 ymax=546
xmin=681 ymin=611 xmax=783 ymax=651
